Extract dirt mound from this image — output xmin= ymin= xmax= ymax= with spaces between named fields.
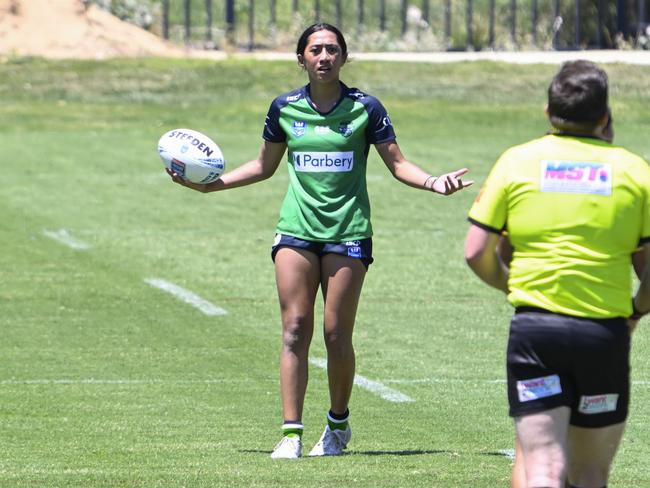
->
xmin=0 ymin=0 xmax=184 ymax=58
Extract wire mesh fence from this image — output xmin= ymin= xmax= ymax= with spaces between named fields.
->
xmin=100 ymin=0 xmax=650 ymax=51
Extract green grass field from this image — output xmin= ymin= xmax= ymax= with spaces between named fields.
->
xmin=1 ymin=57 xmax=650 ymax=487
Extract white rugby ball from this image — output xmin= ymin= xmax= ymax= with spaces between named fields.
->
xmin=157 ymin=128 xmax=225 ymax=184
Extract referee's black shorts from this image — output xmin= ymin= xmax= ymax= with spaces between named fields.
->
xmin=507 ymin=307 xmax=630 ymax=428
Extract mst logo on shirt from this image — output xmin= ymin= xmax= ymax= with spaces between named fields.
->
xmin=540 ymin=160 xmax=612 ymax=196
xmin=294 ymin=151 xmax=354 ymax=172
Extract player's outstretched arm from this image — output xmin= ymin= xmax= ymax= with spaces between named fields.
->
xmin=168 ymin=141 xmax=287 ymax=193
xmin=375 ymin=141 xmax=473 ymax=195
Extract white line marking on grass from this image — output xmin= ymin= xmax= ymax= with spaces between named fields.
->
xmin=498 ymin=449 xmax=516 ymax=460
xmin=309 ymin=357 xmax=414 ymax=403
xmin=42 ymin=229 xmax=90 ymax=250
xmin=387 ymin=378 xmax=650 ymax=386
xmin=0 ymin=378 xmax=249 ymax=385
xmin=386 ymin=378 xmax=506 ymax=384
xmin=144 ymin=278 xmax=227 ymax=316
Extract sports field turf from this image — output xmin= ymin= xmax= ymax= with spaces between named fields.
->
xmin=1 ymin=58 xmax=649 ymax=486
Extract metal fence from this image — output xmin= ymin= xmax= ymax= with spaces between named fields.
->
xmin=158 ymin=0 xmax=650 ymax=51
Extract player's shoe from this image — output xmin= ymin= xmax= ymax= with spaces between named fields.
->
xmin=270 ymin=435 xmax=302 ymax=459
xmin=308 ymin=425 xmax=351 ymax=456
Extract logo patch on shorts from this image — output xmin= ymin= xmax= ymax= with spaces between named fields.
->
xmin=345 ymin=241 xmax=361 ymax=258
xmin=578 ymin=394 xmax=619 ymax=414
xmin=517 ymin=374 xmax=562 ymax=402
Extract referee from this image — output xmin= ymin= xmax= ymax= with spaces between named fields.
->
xmin=465 ymin=60 xmax=650 ymax=488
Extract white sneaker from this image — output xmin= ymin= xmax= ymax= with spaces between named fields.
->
xmin=308 ymin=425 xmax=351 ymax=456
xmin=271 ymin=435 xmax=302 ymax=459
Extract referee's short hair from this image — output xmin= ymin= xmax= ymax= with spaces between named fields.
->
xmin=547 ymin=60 xmax=609 ymax=128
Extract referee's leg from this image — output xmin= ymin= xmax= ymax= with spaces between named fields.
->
xmin=515 ymin=406 xmax=570 ymax=488
xmin=567 ymin=422 xmax=625 ymax=488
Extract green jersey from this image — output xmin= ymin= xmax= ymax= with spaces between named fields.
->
xmin=469 ymin=134 xmax=650 ymax=318
xmin=263 ymin=83 xmax=396 ymax=241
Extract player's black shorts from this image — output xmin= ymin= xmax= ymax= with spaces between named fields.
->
xmin=271 ymin=234 xmax=374 ymax=269
xmin=507 ymin=307 xmax=630 ymax=428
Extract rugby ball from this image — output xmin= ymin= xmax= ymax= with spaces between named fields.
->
xmin=157 ymin=128 xmax=225 ymax=184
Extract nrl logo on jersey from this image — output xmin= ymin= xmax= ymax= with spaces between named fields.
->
xmin=338 ymin=121 xmax=353 ymax=137
xmin=292 ymin=120 xmax=306 ymax=137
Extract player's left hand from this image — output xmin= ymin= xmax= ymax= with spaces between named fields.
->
xmin=432 ymin=168 xmax=473 ymax=195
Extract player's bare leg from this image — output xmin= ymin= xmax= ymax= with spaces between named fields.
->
xmin=275 ymin=247 xmax=320 ymax=421
xmin=308 ymin=253 xmax=365 ymax=456
xmin=320 ymin=253 xmax=366 ymax=414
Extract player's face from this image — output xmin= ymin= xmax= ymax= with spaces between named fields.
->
xmin=300 ymin=30 xmax=345 ymax=84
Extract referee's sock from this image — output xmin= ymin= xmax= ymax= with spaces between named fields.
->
xmin=327 ymin=409 xmax=349 ymax=431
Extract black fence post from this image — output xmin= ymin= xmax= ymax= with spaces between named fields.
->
xmin=315 ymin=0 xmax=321 ymax=22
xmin=183 ymin=0 xmax=191 ymax=45
xmin=247 ymin=0 xmax=254 ymax=51
xmin=510 ymin=0 xmax=517 ymax=45
xmin=357 ymin=0 xmax=364 ymax=30
xmin=596 ymin=0 xmax=604 ymax=47
xmin=401 ymin=0 xmax=407 ymax=36
xmin=206 ymin=0 xmax=213 ymax=44
xmin=162 ymin=0 xmax=169 ymax=39
xmin=488 ymin=0 xmax=495 ymax=48
xmin=379 ymin=0 xmax=386 ymax=31
xmin=270 ymin=0 xmax=276 ymax=26
xmin=638 ymin=0 xmax=646 ymax=38
xmin=531 ymin=0 xmax=538 ymax=46
xmin=444 ymin=0 xmax=451 ymax=46
xmin=225 ymin=0 xmax=235 ymax=45
xmin=466 ymin=0 xmax=473 ymax=49
xmin=575 ymin=0 xmax=581 ymax=48
xmin=617 ymin=0 xmax=629 ymax=39
xmin=336 ymin=0 xmax=342 ymax=28
xmin=269 ymin=0 xmax=277 ymax=45
xmin=552 ymin=0 xmax=561 ymax=49
xmin=422 ymin=0 xmax=429 ymax=25
xmin=292 ymin=0 xmax=298 ymax=13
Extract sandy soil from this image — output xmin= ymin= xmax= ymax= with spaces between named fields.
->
xmin=0 ymin=0 xmax=184 ymax=58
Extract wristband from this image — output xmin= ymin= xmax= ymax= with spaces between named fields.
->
xmin=424 ymin=175 xmax=438 ymax=192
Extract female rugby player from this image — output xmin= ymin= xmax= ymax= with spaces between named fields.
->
xmin=168 ymin=22 xmax=472 ymax=459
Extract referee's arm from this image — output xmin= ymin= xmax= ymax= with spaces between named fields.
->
xmin=633 ymin=242 xmax=650 ymax=318
xmin=464 ymin=223 xmax=509 ymax=294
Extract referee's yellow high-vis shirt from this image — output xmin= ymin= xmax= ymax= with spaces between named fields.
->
xmin=469 ymin=134 xmax=650 ymax=318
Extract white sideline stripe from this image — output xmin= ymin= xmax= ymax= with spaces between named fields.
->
xmin=387 ymin=378 xmax=650 ymax=386
xmin=386 ymin=378 xmax=506 ymax=384
xmin=498 ymin=449 xmax=516 ymax=460
xmin=42 ymin=229 xmax=89 ymax=250
xmin=309 ymin=357 xmax=414 ymax=403
xmin=144 ymin=278 xmax=227 ymax=316
xmin=0 ymin=378 xmax=247 ymax=385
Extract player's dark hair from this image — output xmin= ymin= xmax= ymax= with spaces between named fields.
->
xmin=296 ymin=23 xmax=348 ymax=60
xmin=547 ymin=60 xmax=609 ymax=126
